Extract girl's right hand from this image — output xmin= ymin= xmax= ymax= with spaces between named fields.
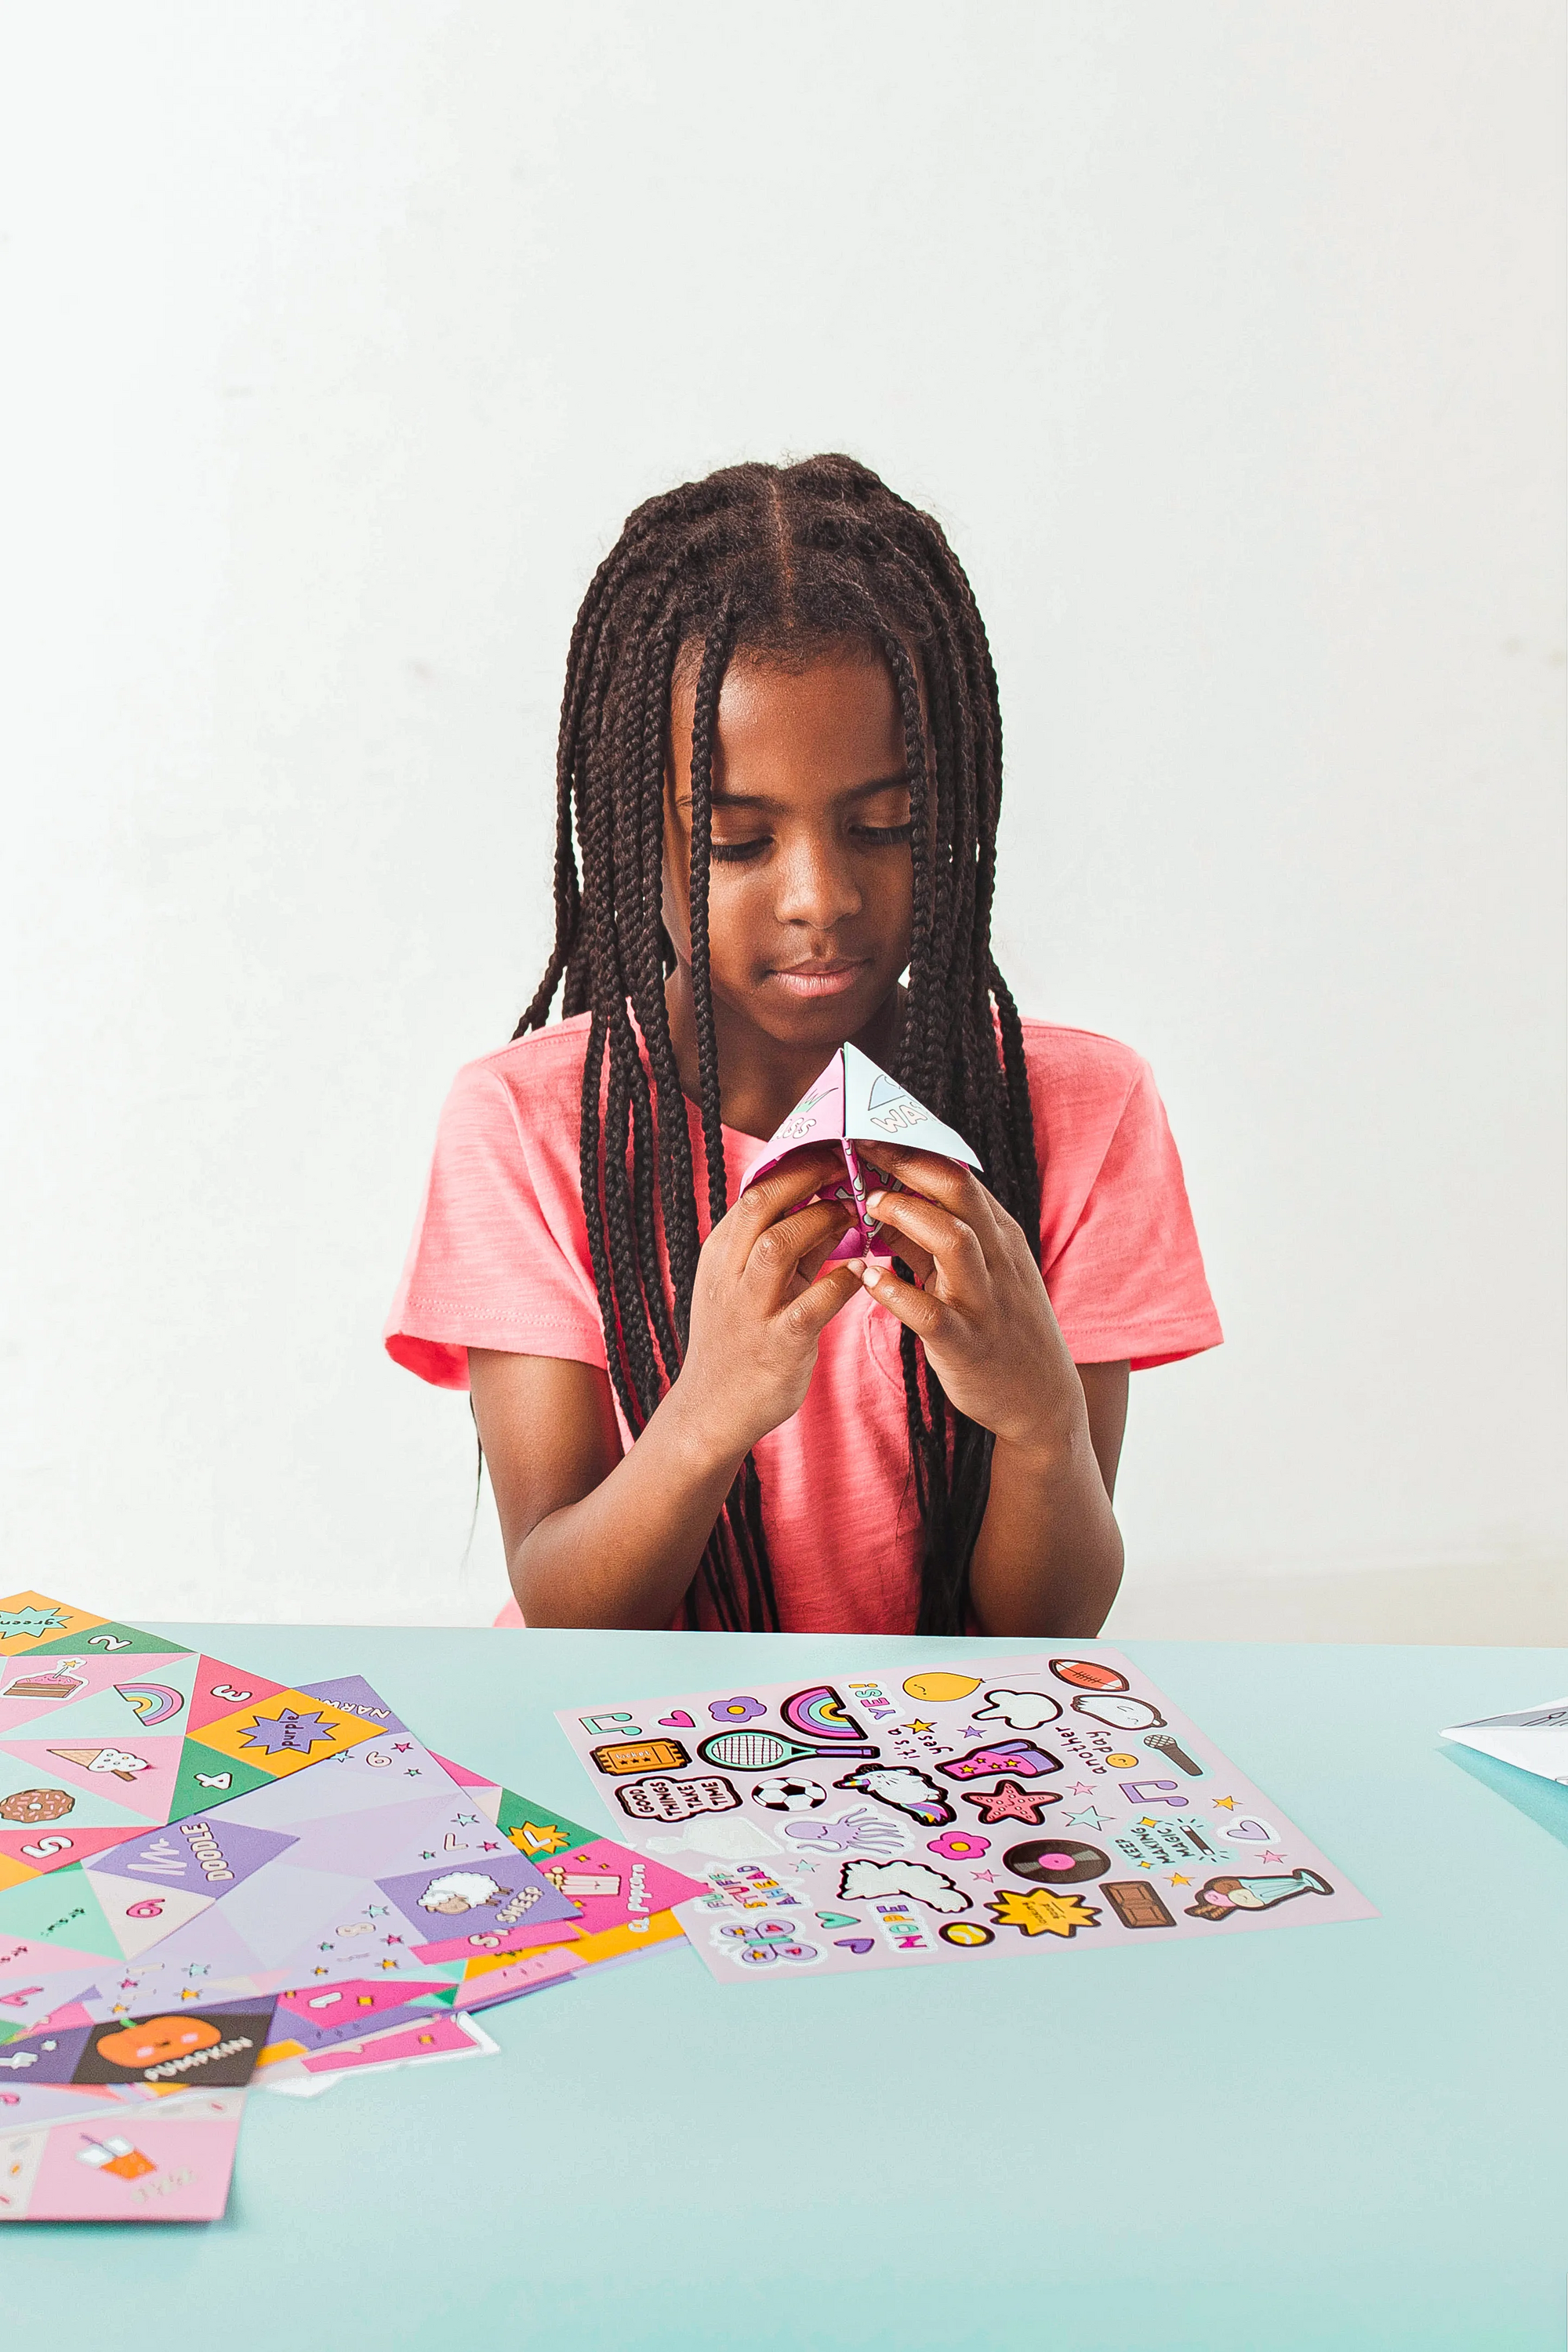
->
xmin=677 ymin=1145 xmax=862 ymax=1459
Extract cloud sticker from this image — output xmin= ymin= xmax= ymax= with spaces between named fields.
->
xmin=972 ymin=1688 xmax=1062 ymax=1732
xmin=837 ymin=1860 xmax=972 ymax=1914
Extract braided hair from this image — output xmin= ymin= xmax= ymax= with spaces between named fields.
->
xmin=515 ymin=455 xmax=1040 ymax=1635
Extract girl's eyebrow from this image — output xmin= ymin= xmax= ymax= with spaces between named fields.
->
xmin=677 ymin=772 xmax=909 ymax=811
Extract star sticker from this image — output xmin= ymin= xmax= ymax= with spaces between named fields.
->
xmin=1068 ymin=1782 xmax=1094 ymax=1796
xmin=1167 ymin=1873 xmax=1190 ymax=1886
xmin=1213 ymin=1796 xmax=1236 ymax=1810
xmin=394 ymin=1742 xmax=412 ymax=1754
xmin=970 ymin=1868 xmax=996 ymax=1883
xmin=961 ymin=1779 xmax=1064 ymax=1826
xmin=1135 ymin=1858 xmax=1152 ymax=1869
xmin=1138 ymin=1817 xmax=1160 ymax=1829
xmin=1260 ymin=1851 xmax=1285 ymax=1864
xmin=907 ymin=1719 xmax=935 ymax=1734
xmin=480 ymin=1841 xmax=501 ymax=1853
xmin=961 ymin=1726 xmax=986 ymax=1740
xmin=377 ymin=1958 xmax=399 ymax=1972
xmin=1066 ymin=1808 xmax=1108 ymax=1830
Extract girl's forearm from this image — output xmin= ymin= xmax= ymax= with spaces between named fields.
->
xmin=967 ymin=1424 xmax=1124 ymax=1639
xmin=510 ymin=1385 xmax=749 ymax=1628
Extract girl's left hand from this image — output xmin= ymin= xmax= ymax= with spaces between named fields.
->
xmin=851 ymin=1145 xmax=1083 ymax=1458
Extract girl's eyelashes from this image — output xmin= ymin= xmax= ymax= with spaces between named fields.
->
xmin=709 ymin=821 xmax=913 ymax=866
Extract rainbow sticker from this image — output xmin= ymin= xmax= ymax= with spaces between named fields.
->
xmin=780 ymin=1685 xmax=866 ymax=1743
xmin=114 ymin=1682 xmax=184 ymax=1726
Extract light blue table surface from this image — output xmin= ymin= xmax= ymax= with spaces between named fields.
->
xmin=7 ymin=1626 xmax=1566 ymax=2350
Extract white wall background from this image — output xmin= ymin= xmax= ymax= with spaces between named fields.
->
xmin=2 ymin=2 xmax=1563 ymax=1628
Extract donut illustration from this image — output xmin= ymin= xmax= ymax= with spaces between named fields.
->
xmin=0 ymin=1786 xmax=74 ymax=1824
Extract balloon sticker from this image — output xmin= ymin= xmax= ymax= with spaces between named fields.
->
xmin=901 ymin=1671 xmax=982 ymax=1704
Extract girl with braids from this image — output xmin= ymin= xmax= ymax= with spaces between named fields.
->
xmin=387 ymin=456 xmax=1220 ymax=1635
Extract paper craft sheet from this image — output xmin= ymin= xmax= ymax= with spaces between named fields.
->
xmin=0 ymin=1622 xmax=579 ymax=2022
xmin=1442 ymin=1697 xmax=1568 ymax=1783
xmin=557 ymin=1650 xmax=1375 ymax=1980
xmin=738 ymin=1042 xmax=980 ymax=1261
xmin=0 ymin=2091 xmax=247 ymax=2220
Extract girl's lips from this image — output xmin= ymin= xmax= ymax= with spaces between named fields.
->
xmin=768 ymin=961 xmax=869 ymax=998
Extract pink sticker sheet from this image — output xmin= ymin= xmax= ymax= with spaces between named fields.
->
xmin=556 ymin=1651 xmax=1377 ymax=1980
xmin=737 ymin=1042 xmax=980 ymax=1261
xmin=0 ymin=2091 xmax=247 ymax=2221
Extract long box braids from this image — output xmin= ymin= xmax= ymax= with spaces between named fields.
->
xmin=514 ymin=456 xmax=1040 ymax=1635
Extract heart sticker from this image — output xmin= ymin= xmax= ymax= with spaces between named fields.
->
xmin=1229 ymin=1817 xmax=1277 ymax=1844
xmin=815 ymin=1911 xmax=857 ymax=1929
xmin=658 ymin=1712 xmax=695 ymax=1729
xmin=834 ymin=1938 xmax=875 ymax=1955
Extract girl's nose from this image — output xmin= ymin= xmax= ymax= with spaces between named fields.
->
xmin=773 ymin=836 xmax=862 ymax=930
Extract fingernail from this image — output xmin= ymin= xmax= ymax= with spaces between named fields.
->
xmin=843 ymin=1257 xmax=865 ymax=1276
xmin=861 ymin=1265 xmax=881 ymax=1287
xmin=866 ymin=1192 xmax=885 ymax=1213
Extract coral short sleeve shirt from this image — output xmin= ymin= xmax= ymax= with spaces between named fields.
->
xmin=386 ymin=1016 xmax=1221 ymax=1635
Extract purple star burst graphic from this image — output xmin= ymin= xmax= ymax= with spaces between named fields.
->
xmin=238 ymin=1707 xmax=339 ymax=1757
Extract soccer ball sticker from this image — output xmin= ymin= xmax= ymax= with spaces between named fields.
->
xmin=753 ymin=1777 xmax=826 ymax=1813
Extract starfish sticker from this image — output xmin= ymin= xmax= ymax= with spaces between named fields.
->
xmin=962 ymin=1779 xmax=1064 ymax=1826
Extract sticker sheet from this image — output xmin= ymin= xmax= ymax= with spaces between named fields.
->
xmin=557 ymin=1650 xmax=1376 ymax=1980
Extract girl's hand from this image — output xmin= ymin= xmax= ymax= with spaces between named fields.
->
xmin=677 ymin=1145 xmax=862 ymax=1459
xmin=852 ymin=1145 xmax=1084 ymax=1459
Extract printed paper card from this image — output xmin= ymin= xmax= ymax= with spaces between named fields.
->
xmin=0 ymin=1626 xmax=577 ymax=2016
xmin=1442 ymin=1697 xmax=1568 ymax=1783
xmin=0 ymin=2090 xmax=246 ymax=2220
xmin=738 ymin=1042 xmax=980 ymax=1261
xmin=557 ymin=1651 xmax=1376 ymax=1980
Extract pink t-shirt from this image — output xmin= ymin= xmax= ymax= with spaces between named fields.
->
xmin=385 ymin=1015 xmax=1221 ymax=1634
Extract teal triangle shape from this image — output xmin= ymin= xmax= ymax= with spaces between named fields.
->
xmin=28 ymin=1621 xmax=187 ymax=1658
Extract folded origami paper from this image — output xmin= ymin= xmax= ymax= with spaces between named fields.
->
xmin=739 ymin=1043 xmax=980 ymax=1261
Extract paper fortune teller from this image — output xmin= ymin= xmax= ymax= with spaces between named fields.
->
xmin=739 ymin=1043 xmax=980 ymax=1261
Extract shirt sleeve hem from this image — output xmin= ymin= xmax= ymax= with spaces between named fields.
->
xmin=1057 ymin=1317 xmax=1224 ymax=1372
